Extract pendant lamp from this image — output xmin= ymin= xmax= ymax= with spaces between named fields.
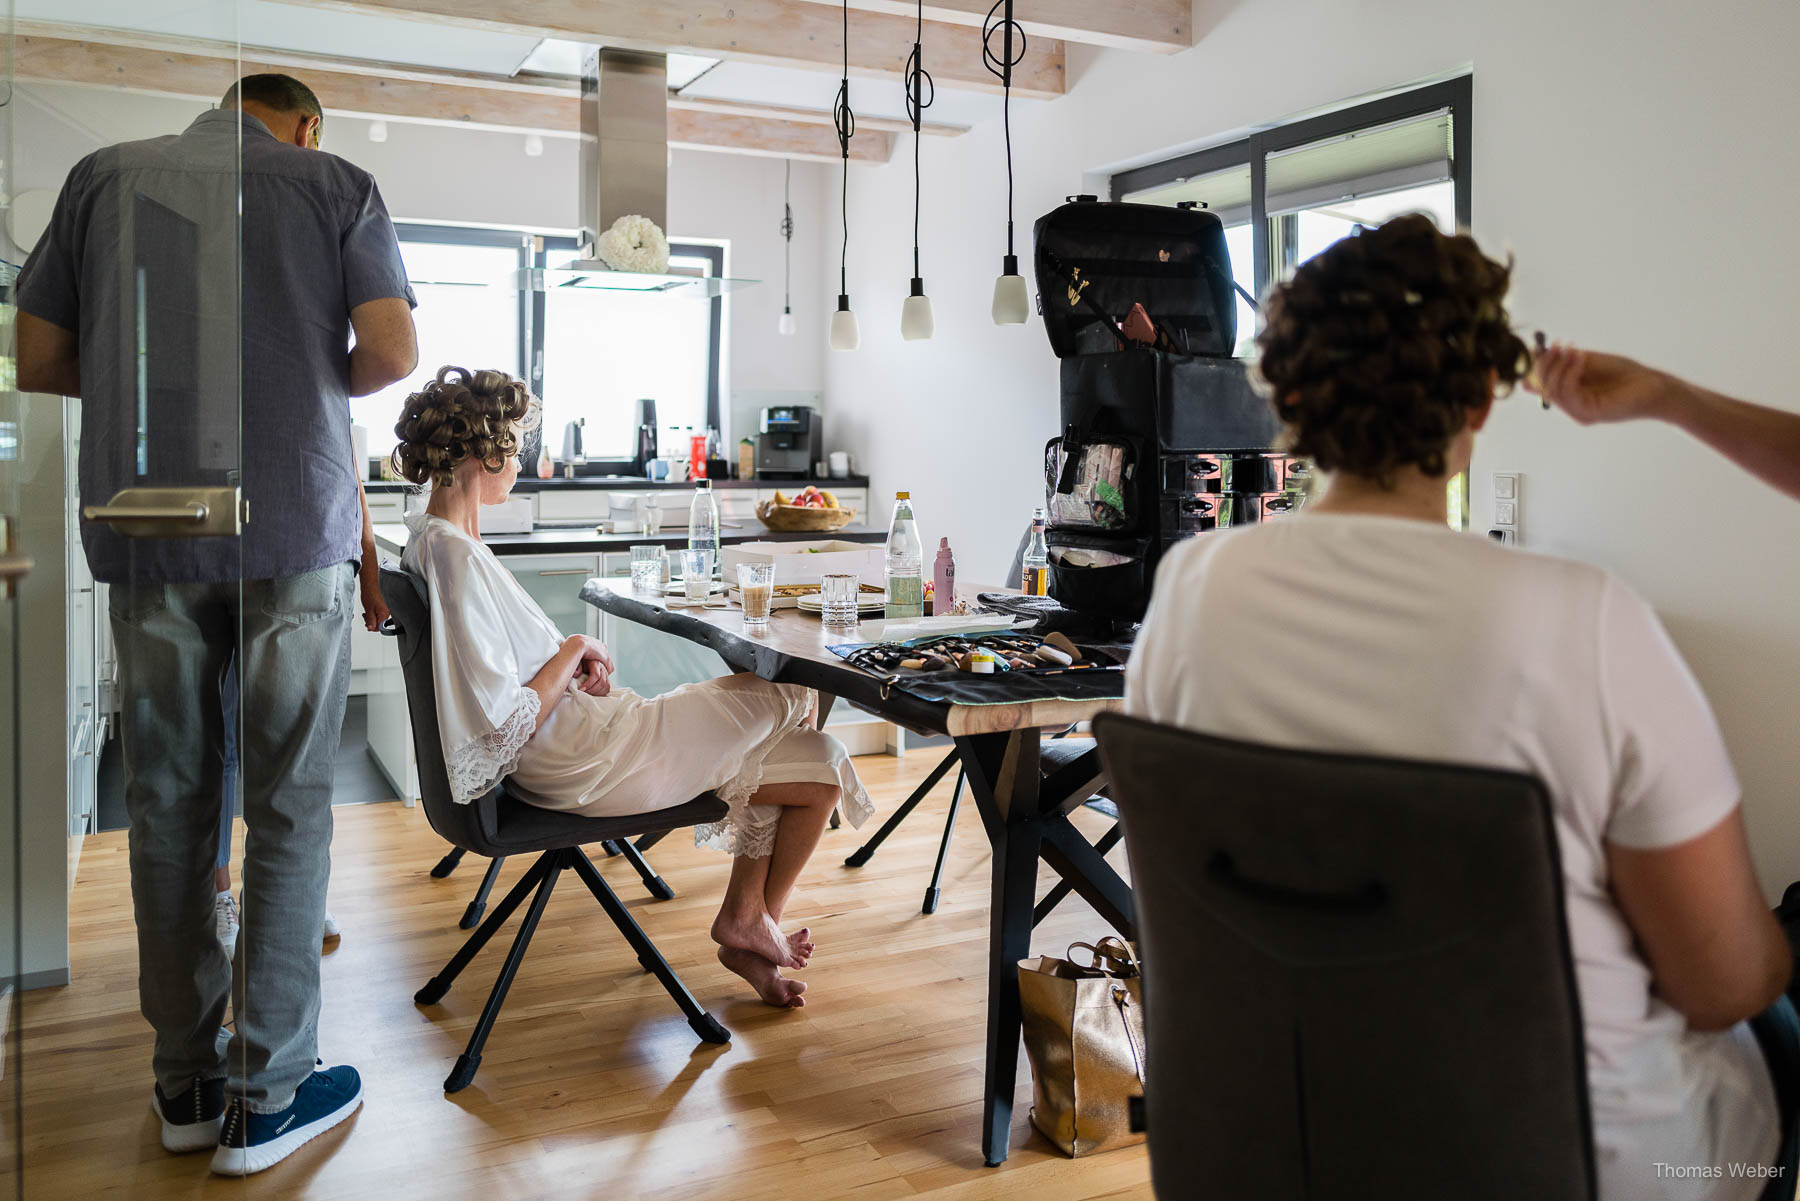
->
xmin=779 ymin=159 xmax=797 ymax=335
xmin=985 ymin=0 xmax=1029 ymax=324
xmin=900 ymin=0 xmax=935 ymax=340
xmin=829 ymin=0 xmax=860 ymax=350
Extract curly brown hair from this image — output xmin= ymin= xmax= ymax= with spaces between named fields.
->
xmin=390 ymin=366 xmax=539 ymax=490
xmin=1252 ymin=214 xmax=1531 ymax=484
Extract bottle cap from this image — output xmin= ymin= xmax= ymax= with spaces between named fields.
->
xmin=896 ymin=491 xmax=910 ymax=499
xmin=939 ymin=537 xmax=950 ymax=550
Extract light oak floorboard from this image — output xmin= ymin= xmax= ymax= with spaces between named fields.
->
xmin=13 ymin=753 xmax=1149 ymax=1200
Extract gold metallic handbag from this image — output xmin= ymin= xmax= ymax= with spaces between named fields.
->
xmin=1017 ymin=936 xmax=1147 ymax=1157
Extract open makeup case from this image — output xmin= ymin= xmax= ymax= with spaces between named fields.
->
xmin=1033 ymin=198 xmax=1306 ymax=623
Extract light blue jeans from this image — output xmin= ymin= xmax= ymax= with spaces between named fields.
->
xmin=111 ymin=563 xmax=354 ymax=1111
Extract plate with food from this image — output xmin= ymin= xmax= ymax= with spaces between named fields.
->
xmin=794 ymin=592 xmax=888 ymax=614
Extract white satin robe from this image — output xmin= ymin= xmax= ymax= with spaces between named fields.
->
xmin=400 ymin=513 xmax=873 ymax=857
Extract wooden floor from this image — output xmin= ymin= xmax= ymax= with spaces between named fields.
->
xmin=13 ymin=752 xmax=1151 ymax=1200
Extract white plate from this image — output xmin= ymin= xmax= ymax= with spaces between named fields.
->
xmin=794 ymin=593 xmax=887 ymax=613
xmin=662 ymin=580 xmax=725 ymax=597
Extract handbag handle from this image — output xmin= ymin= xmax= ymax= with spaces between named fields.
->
xmin=1067 ymin=936 xmax=1140 ymax=979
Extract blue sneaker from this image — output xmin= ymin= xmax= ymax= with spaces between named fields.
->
xmin=210 ymin=1065 xmax=363 ymax=1176
xmin=151 ymin=1076 xmax=227 ymax=1152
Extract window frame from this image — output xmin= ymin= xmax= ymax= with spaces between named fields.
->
xmin=389 ymin=223 xmax=726 ymax=474
xmin=1108 ymin=76 xmax=1472 ymax=301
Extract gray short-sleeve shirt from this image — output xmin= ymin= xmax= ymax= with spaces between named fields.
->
xmin=15 ymin=109 xmax=417 ymax=584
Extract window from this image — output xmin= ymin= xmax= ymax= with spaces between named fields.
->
xmin=538 ymin=242 xmax=724 ymax=463
xmin=352 ymin=225 xmax=724 ymax=472
xmin=350 ymin=227 xmax=528 ymax=439
xmin=1113 ymin=78 xmax=1473 ymax=524
xmin=1114 ymin=77 xmax=1471 ymax=318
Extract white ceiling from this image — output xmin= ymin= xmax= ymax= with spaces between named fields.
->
xmin=14 ymin=0 xmax=1043 ymax=137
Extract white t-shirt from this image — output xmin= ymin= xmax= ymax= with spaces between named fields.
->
xmin=1125 ymin=513 xmax=1778 ymax=1201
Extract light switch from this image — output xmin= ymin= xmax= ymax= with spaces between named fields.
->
xmin=1494 ymin=501 xmax=1516 ymax=525
xmin=1492 ymin=473 xmax=1518 ymax=500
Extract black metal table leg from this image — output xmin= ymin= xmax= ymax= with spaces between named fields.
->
xmin=956 ymin=730 xmax=1043 ymax=1167
xmin=1032 ymin=824 xmax=1124 ymax=928
xmin=1037 ymin=818 xmax=1135 ymax=938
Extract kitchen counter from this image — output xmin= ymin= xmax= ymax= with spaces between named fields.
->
xmin=373 ymin=521 xmax=883 ymax=557
xmin=363 ymin=475 xmax=868 ymax=494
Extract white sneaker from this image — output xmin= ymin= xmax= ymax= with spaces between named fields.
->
xmin=214 ymin=891 xmax=241 ymax=949
xmin=321 ymin=911 xmax=340 ymax=942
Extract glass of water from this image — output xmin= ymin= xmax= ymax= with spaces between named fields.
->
xmin=738 ymin=562 xmax=775 ymax=626
xmin=820 ymin=572 xmax=861 ymax=627
xmin=629 ymin=544 xmax=664 ymax=593
xmin=681 ymin=549 xmax=714 ymax=601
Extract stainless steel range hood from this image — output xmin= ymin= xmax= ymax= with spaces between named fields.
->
xmin=527 ymin=48 xmax=756 ymax=296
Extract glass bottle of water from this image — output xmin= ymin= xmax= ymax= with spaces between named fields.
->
xmin=1022 ymin=508 xmax=1050 ymax=596
xmin=884 ymin=491 xmax=924 ymax=619
xmin=688 ymin=479 xmax=720 ymax=581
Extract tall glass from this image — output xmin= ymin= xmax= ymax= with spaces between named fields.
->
xmin=737 ymin=562 xmax=774 ymax=625
xmin=630 ymin=544 xmax=664 ymax=592
xmin=820 ymin=573 xmax=861 ymax=628
xmin=681 ymin=549 xmax=714 ymax=601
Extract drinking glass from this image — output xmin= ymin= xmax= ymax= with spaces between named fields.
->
xmin=820 ymin=572 xmax=860 ymax=627
xmin=738 ymin=562 xmax=775 ymax=626
xmin=629 ymin=544 xmax=664 ymax=593
xmin=681 ymin=549 xmax=714 ymax=601
xmin=636 ymin=493 xmax=663 ymax=536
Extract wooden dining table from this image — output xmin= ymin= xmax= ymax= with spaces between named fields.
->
xmin=579 ymin=577 xmax=1136 ymax=1166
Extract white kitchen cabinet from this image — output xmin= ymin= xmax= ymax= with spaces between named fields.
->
xmin=509 ymin=553 xmax=602 ymax=637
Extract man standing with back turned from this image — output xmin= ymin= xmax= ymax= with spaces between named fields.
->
xmin=14 ymin=75 xmax=417 ymax=1175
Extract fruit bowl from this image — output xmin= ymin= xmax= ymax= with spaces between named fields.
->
xmin=754 ymin=500 xmax=857 ymax=532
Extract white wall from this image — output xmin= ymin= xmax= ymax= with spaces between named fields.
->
xmin=12 ymin=84 xmax=832 ymax=441
xmin=826 ymin=0 xmax=1800 ymax=892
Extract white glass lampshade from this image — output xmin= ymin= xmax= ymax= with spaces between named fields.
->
xmin=991 ymin=256 xmax=1029 ymax=325
xmin=779 ymin=307 xmax=796 ymax=336
xmin=829 ymin=296 xmax=860 ymax=351
xmin=901 ymin=278 xmax=935 ymax=341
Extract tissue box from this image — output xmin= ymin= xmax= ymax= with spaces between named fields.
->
xmin=720 ymin=539 xmax=885 ymax=588
xmin=478 ymin=497 xmax=534 ymax=535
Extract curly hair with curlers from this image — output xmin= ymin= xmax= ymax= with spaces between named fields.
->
xmin=1252 ymin=214 xmax=1532 ymax=485
xmin=391 ymin=366 xmax=540 ymax=491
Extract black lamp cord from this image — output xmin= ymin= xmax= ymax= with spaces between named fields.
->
xmin=983 ymin=0 xmax=1026 ymax=269
xmin=781 ymin=159 xmax=794 ymax=312
xmin=833 ymin=0 xmax=855 ymax=302
xmin=904 ymin=0 xmax=935 ymax=286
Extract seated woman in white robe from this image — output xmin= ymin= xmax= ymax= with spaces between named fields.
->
xmin=392 ymin=367 xmax=874 ymax=1009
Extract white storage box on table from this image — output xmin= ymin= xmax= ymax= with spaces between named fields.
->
xmin=720 ymin=539 xmax=885 ymax=607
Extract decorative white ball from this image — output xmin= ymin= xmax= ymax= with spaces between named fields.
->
xmin=596 ymin=214 xmax=671 ymax=274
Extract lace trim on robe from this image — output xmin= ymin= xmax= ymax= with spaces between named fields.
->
xmin=445 ymin=690 xmax=541 ymax=804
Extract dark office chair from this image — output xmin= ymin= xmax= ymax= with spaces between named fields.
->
xmin=1098 ymin=714 xmax=1800 ymax=1200
xmin=1096 ymin=713 xmax=1599 ymax=1199
xmin=381 ymin=567 xmax=730 ymax=1093
xmin=429 ymin=829 xmax=677 ymax=929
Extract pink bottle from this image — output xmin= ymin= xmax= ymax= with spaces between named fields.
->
xmin=932 ymin=537 xmax=956 ymax=616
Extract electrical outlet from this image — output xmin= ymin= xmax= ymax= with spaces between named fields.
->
xmin=1488 ymin=527 xmax=1516 ymax=546
xmin=1494 ymin=501 xmax=1516 ymax=526
xmin=1492 ymin=472 xmax=1518 ymax=500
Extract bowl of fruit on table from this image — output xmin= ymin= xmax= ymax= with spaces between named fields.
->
xmin=755 ymin=486 xmax=857 ymax=532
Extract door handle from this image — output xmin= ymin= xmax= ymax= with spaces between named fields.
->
xmin=1 ymin=518 xmax=32 ymax=599
xmin=535 ymin=568 xmax=591 ymax=576
xmin=80 ymin=487 xmax=245 ymax=537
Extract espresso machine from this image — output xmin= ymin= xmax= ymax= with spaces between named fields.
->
xmin=755 ymin=405 xmax=822 ymax=479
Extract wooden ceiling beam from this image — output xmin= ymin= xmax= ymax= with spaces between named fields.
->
xmin=667 ymin=94 xmax=966 ymax=138
xmin=302 ymin=0 xmax=1065 ymax=98
xmin=11 ymin=34 xmax=896 ymax=163
xmin=790 ymin=0 xmax=1191 ymax=54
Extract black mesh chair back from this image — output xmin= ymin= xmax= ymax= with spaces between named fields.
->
xmin=1094 ymin=713 xmax=1596 ymax=1201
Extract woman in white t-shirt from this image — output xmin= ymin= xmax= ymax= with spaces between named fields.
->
xmin=1126 ymin=215 xmax=1791 ymax=1200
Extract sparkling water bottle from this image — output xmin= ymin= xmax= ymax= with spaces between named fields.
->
xmin=688 ymin=479 xmax=720 ymax=580
xmin=884 ymin=491 xmax=924 ymax=619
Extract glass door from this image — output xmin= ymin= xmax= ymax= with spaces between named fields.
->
xmin=5 ymin=3 xmax=255 ymax=1193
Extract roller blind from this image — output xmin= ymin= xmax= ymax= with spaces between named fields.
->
xmin=1264 ymin=109 xmax=1453 ymax=218
xmin=1122 ymin=163 xmax=1255 ymax=227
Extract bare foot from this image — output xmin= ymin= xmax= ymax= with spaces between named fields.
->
xmin=711 ymin=911 xmax=813 ymax=970
xmin=717 ymin=947 xmax=807 ymax=1008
